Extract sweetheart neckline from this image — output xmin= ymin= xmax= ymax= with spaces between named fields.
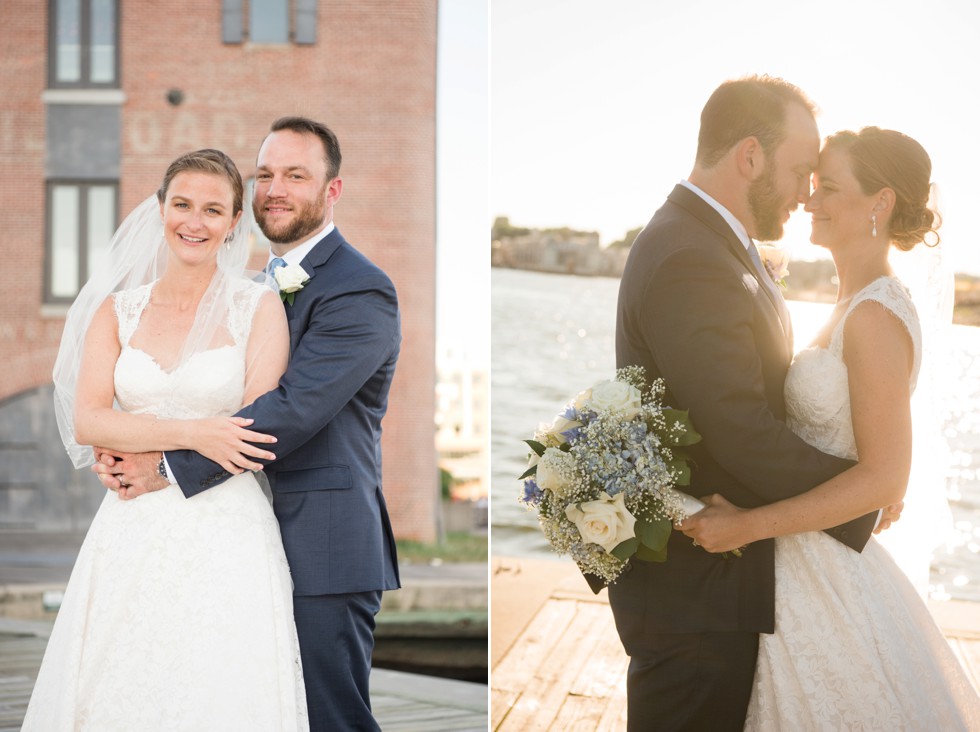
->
xmin=121 ymin=344 xmax=238 ymax=375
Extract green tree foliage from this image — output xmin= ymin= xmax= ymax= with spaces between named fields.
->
xmin=491 ymin=216 xmax=530 ymax=240
xmin=607 ymin=226 xmax=643 ymax=250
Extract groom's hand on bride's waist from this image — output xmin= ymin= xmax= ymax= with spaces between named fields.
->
xmin=91 ymin=449 xmax=168 ymax=501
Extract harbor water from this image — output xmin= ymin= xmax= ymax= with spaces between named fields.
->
xmin=491 ymin=267 xmax=980 ymax=603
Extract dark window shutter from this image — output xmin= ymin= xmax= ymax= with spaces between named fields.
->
xmin=222 ymin=0 xmax=244 ymax=44
xmin=295 ymin=0 xmax=317 ymax=45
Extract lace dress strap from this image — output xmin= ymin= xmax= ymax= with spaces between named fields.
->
xmin=227 ymin=279 xmax=271 ymax=347
xmin=829 ymin=276 xmax=922 ymax=391
xmin=112 ymin=283 xmax=154 ymax=347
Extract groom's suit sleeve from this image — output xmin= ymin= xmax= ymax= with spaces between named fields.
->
xmin=166 ymin=267 xmax=400 ymax=497
xmin=640 ymin=245 xmax=877 ymax=551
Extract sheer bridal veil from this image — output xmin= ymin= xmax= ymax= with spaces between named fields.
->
xmin=53 ymin=193 xmax=257 ymax=468
xmin=882 ymin=227 xmax=956 ymax=595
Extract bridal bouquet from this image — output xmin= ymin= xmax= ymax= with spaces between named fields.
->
xmin=519 ymin=367 xmax=704 ymax=584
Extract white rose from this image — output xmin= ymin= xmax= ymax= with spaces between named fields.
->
xmin=273 ymin=263 xmax=310 ymax=293
xmin=535 ymin=447 xmax=576 ymax=497
xmin=565 ymin=491 xmax=637 ymax=554
xmin=572 ymin=387 xmax=592 ymax=411
xmin=534 ymin=414 xmax=582 ymax=448
xmin=585 ymin=379 xmax=642 ymax=418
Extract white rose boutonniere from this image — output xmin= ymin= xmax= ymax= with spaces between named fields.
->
xmin=273 ymin=263 xmax=311 ymax=305
xmin=756 ymin=245 xmax=790 ymax=290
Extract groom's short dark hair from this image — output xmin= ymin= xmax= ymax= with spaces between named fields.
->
xmin=696 ymin=75 xmax=816 ymax=168
xmin=270 ymin=116 xmax=342 ymax=180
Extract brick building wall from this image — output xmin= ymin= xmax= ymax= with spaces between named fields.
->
xmin=0 ymin=1 xmax=439 ymax=541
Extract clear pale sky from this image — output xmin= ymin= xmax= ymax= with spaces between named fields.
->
xmin=437 ymin=0 xmax=489 ymax=362
xmin=491 ymin=0 xmax=980 ymax=274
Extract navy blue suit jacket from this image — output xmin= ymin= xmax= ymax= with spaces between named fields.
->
xmin=167 ymin=227 xmax=401 ymax=596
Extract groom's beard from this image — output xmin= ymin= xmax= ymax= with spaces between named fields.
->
xmin=255 ymin=181 xmax=329 ymax=244
xmin=748 ymin=157 xmax=785 ymax=242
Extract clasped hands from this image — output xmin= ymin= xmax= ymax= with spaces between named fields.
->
xmin=676 ymin=494 xmax=905 ymax=554
xmin=91 ymin=450 xmax=167 ymax=501
xmin=90 ymin=416 xmax=278 ymax=500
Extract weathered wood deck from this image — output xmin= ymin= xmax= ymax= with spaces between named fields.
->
xmin=0 ymin=620 xmax=487 ymax=731
xmin=491 ymin=556 xmax=980 ymax=731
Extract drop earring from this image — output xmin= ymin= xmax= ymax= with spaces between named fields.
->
xmin=225 ymin=232 xmax=233 ymax=250
xmin=871 ymin=214 xmax=877 ymax=238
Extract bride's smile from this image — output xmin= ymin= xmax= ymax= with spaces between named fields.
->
xmin=159 ymin=170 xmax=241 ymax=266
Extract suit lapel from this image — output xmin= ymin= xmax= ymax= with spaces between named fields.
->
xmin=667 ymin=185 xmax=793 ymax=357
xmin=298 ymin=226 xmax=346 ymax=275
xmin=279 ymin=227 xmax=346 ymax=348
xmin=667 ymin=185 xmax=753 ymax=270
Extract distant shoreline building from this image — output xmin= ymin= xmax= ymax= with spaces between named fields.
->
xmin=491 ymin=221 xmax=628 ymax=278
xmin=0 ymin=1 xmax=439 ymax=541
xmin=435 ymin=346 xmax=488 ymax=504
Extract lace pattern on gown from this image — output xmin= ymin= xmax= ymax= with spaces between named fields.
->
xmin=746 ymin=276 xmax=980 ymax=731
xmin=111 ymin=279 xmax=268 ymax=420
xmin=784 ymin=276 xmax=921 ymax=462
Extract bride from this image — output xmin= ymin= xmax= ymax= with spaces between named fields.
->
xmin=680 ymin=127 xmax=980 ymax=728
xmin=23 ymin=149 xmax=308 ymax=729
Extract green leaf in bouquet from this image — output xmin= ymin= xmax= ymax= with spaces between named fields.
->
xmin=611 ymin=536 xmax=640 ymax=561
xmin=660 ymin=409 xmax=701 ymax=446
xmin=524 ymin=439 xmax=547 ymax=457
xmin=518 ymin=464 xmax=537 ymax=480
xmin=634 ymin=542 xmax=669 ymax=563
xmin=637 ymin=516 xmax=672 ymax=552
xmin=667 ymin=459 xmax=692 ymax=486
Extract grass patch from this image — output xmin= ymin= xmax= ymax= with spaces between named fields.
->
xmin=396 ymin=531 xmax=488 ymax=564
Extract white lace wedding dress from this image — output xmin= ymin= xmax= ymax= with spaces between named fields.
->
xmin=745 ymin=276 xmax=980 ymax=730
xmin=23 ymin=281 xmax=309 ymax=731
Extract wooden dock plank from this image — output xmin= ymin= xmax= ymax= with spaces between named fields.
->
xmin=490 ymin=687 xmax=521 ymax=726
xmin=492 ymin=557 xmax=980 ymax=731
xmin=491 ymin=597 xmax=578 ymax=692
xmin=496 ymin=600 xmax=611 ymax=731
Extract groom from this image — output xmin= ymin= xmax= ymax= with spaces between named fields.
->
xmin=609 ymin=76 xmax=881 ymax=730
xmin=93 ymin=117 xmax=401 ymax=731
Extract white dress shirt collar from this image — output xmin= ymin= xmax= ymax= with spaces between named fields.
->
xmin=679 ymin=179 xmax=752 ymax=252
xmin=266 ymin=220 xmax=336 ymax=269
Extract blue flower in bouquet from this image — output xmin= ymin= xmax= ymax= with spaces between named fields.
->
xmin=518 ymin=366 xmax=704 ymax=584
xmin=522 ymin=479 xmax=544 ymax=506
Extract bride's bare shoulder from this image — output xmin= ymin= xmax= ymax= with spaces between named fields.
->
xmin=842 ymin=299 xmax=915 ymax=374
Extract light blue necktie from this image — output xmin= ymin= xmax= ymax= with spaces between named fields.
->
xmin=267 ymin=257 xmax=287 ymax=276
xmin=264 ymin=257 xmax=287 ymax=290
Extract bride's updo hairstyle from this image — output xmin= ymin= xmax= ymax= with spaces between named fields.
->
xmin=823 ymin=127 xmax=940 ymax=250
xmin=156 ymin=148 xmax=245 ymax=216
